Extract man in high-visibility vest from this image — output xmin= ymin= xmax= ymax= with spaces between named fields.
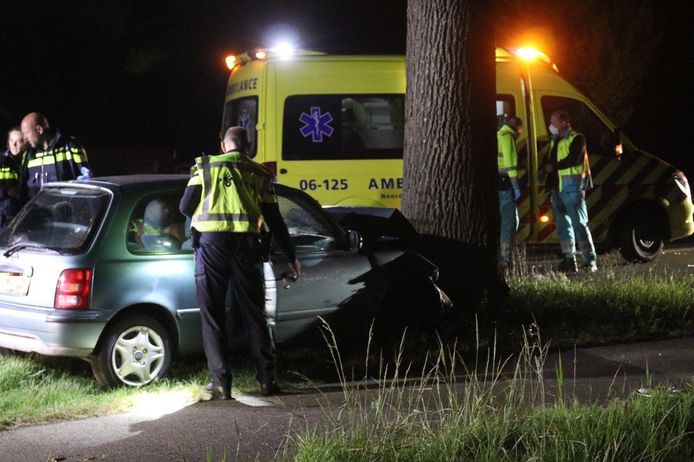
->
xmin=20 ymin=112 xmax=92 ymax=198
xmin=543 ymin=111 xmax=597 ymax=273
xmin=179 ymin=126 xmax=301 ymax=400
xmin=497 ymin=116 xmax=523 ymax=268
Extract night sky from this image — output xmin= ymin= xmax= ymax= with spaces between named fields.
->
xmin=1 ymin=0 xmax=692 ymax=176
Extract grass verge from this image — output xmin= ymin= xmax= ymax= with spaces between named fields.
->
xmin=503 ymin=272 xmax=694 ymax=347
xmin=292 ymin=329 xmax=694 ymax=462
xmin=0 ymin=351 xmax=281 ymax=430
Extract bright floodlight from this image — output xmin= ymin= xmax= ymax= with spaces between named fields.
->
xmin=515 ymin=47 xmax=543 ymax=61
xmin=272 ymin=41 xmax=296 ymax=58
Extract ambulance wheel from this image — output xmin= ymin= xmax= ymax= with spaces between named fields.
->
xmin=618 ymin=208 xmax=665 ymax=262
xmin=91 ymin=315 xmax=172 ymax=387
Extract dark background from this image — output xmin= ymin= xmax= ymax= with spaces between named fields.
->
xmin=1 ymin=0 xmax=692 ymax=176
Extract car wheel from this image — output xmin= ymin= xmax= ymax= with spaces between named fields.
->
xmin=618 ymin=208 xmax=665 ymax=262
xmin=91 ymin=315 xmax=172 ymax=387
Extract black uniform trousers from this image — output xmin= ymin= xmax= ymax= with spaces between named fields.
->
xmin=194 ymin=232 xmax=275 ymax=390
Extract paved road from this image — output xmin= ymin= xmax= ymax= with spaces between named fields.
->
xmin=523 ymin=234 xmax=694 ymax=275
xmin=1 ymin=337 xmax=693 ymax=462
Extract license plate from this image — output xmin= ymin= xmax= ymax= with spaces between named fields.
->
xmin=0 ymin=273 xmax=31 ymax=296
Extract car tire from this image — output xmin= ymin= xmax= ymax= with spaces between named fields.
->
xmin=618 ymin=208 xmax=665 ymax=262
xmin=91 ymin=315 xmax=172 ymax=387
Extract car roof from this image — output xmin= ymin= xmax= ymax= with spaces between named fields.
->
xmin=82 ymin=174 xmax=189 ymax=187
xmin=59 ymin=175 xmax=304 ymax=201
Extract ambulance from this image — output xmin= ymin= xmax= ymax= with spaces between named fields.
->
xmin=221 ymin=46 xmax=694 ymax=261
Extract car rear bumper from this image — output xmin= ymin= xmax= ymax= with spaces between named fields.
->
xmin=0 ymin=304 xmax=106 ymax=357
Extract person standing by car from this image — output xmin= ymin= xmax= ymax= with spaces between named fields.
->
xmin=0 ymin=128 xmax=24 ymax=229
xmin=542 ymin=110 xmax=597 ymax=273
xmin=179 ymin=126 xmax=301 ymax=400
xmin=20 ymin=112 xmax=92 ymax=198
xmin=497 ymin=116 xmax=523 ymax=269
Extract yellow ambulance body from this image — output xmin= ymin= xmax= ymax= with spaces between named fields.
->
xmin=223 ymin=47 xmax=694 ymax=261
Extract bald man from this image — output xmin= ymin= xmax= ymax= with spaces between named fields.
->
xmin=21 ymin=112 xmax=92 ymax=198
xmin=179 ymin=126 xmax=300 ymax=399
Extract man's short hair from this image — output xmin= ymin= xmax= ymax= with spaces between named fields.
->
xmin=506 ymin=116 xmax=523 ymax=131
xmin=223 ymin=126 xmax=250 ymax=152
xmin=551 ymin=111 xmax=571 ymax=123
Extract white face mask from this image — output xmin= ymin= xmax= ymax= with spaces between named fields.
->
xmin=548 ymin=124 xmax=560 ymax=137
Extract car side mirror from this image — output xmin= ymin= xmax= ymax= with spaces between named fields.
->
xmin=347 ymin=229 xmax=362 ymax=250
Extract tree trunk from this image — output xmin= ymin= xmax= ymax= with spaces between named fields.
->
xmin=403 ymin=0 xmax=498 ymax=253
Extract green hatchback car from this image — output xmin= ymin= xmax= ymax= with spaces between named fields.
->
xmin=0 ymin=175 xmax=442 ymax=387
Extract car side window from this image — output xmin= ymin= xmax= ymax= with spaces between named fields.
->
xmin=276 ymin=196 xmax=336 ymax=253
xmin=541 ymin=96 xmax=614 ymax=156
xmin=127 ymin=193 xmax=191 ymax=254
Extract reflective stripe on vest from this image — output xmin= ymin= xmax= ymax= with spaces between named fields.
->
xmin=0 ymin=167 xmax=18 ymax=181
xmin=191 ymin=151 xmax=273 ymax=234
xmin=27 ymin=146 xmax=85 ymax=168
xmin=550 ymin=130 xmax=588 ymax=191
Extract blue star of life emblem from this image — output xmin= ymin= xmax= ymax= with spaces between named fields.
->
xmin=299 ymin=107 xmax=334 ymax=142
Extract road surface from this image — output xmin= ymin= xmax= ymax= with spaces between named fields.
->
xmin=523 ymin=234 xmax=694 ymax=275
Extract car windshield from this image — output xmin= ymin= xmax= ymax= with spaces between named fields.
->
xmin=0 ymin=187 xmax=111 ymax=254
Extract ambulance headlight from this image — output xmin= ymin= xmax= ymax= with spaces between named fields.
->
xmin=270 ymin=41 xmax=296 ymax=59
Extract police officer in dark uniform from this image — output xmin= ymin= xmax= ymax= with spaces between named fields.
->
xmin=20 ymin=112 xmax=92 ymax=198
xmin=0 ymin=128 xmax=23 ymax=230
xmin=179 ymin=126 xmax=300 ymax=400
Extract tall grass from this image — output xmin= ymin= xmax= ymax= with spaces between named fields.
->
xmin=292 ymin=323 xmax=694 ymax=461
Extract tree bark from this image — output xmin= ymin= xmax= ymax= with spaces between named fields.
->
xmin=403 ymin=0 xmax=498 ymax=253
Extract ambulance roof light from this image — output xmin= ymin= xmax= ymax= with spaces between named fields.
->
xmin=270 ymin=41 xmax=296 ymax=59
xmin=515 ymin=47 xmax=544 ymax=61
xmin=253 ymin=49 xmax=268 ymax=60
xmin=509 ymin=47 xmax=559 ymax=72
xmin=225 ymin=55 xmax=237 ymax=70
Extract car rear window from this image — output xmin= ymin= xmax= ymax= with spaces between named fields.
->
xmin=0 ymin=187 xmax=111 ymax=254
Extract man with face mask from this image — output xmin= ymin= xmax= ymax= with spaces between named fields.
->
xmin=497 ymin=116 xmax=523 ymax=268
xmin=542 ymin=111 xmax=597 ymax=272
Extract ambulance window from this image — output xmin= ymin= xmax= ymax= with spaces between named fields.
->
xmin=541 ymin=96 xmax=614 ymax=156
xmin=496 ymin=94 xmax=516 ymax=129
xmin=282 ymin=94 xmax=404 ymax=160
xmin=223 ymin=97 xmax=258 ymax=158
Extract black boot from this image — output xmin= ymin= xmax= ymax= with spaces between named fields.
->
xmin=260 ymin=381 xmax=281 ymax=396
xmin=557 ymin=258 xmax=578 ymax=273
xmin=205 ymin=382 xmax=232 ymax=400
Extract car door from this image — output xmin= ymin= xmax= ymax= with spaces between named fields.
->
xmin=270 ymin=189 xmax=372 ymax=343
